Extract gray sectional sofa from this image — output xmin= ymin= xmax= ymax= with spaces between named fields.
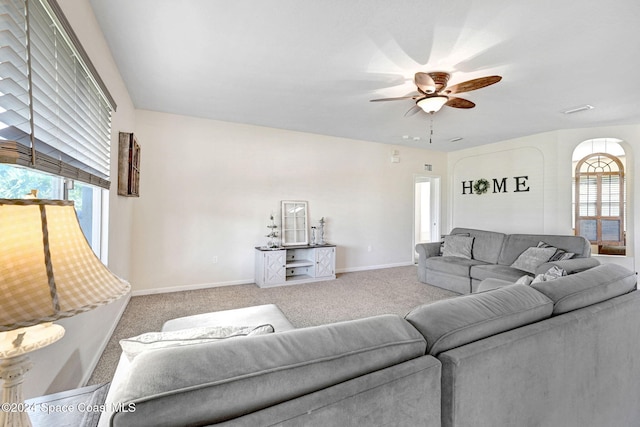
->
xmin=416 ymin=227 xmax=601 ymax=294
xmin=98 ymin=263 xmax=640 ymax=427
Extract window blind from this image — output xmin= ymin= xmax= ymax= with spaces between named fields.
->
xmin=601 ymin=174 xmax=620 ymax=216
xmin=0 ymin=0 xmax=116 ymax=189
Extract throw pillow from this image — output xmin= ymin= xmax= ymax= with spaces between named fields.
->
xmin=120 ymin=324 xmax=274 ymax=361
xmin=515 ymin=275 xmax=534 ymax=285
xmin=531 ymin=265 xmax=568 ymax=284
xmin=439 ymin=232 xmax=470 ymax=255
xmin=510 ymin=246 xmax=557 ymax=274
xmin=536 ymin=241 xmax=575 ymax=261
xmin=442 ymin=234 xmax=474 ymax=259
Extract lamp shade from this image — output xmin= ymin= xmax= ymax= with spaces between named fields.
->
xmin=417 ymin=95 xmax=449 ymax=113
xmin=0 ymin=199 xmax=130 ymax=331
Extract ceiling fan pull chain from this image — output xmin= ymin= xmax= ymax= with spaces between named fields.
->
xmin=429 ymin=113 xmax=434 ymax=143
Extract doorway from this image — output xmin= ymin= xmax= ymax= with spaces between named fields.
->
xmin=414 ymin=176 xmax=440 ymax=262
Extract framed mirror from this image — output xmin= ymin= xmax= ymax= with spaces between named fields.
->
xmin=281 ymin=200 xmax=308 ymax=246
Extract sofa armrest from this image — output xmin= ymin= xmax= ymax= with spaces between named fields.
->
xmin=416 ymin=242 xmax=441 ymax=261
xmin=535 ymin=257 xmax=600 ymax=275
xmin=416 ymin=242 xmax=442 ymax=283
xmin=105 ymin=315 xmax=427 ymax=427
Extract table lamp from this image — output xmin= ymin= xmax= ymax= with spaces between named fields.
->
xmin=0 ymin=199 xmax=131 ymax=427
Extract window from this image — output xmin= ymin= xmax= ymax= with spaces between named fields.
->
xmin=573 ymin=140 xmax=626 ymax=256
xmin=0 ymin=164 xmax=102 ymax=254
xmin=0 ymin=0 xmax=116 ymax=256
xmin=66 ymin=179 xmax=102 ymax=251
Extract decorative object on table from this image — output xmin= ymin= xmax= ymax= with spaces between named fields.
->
xmin=310 ymin=226 xmax=317 ymax=245
xmin=266 ymin=214 xmax=280 ymax=249
xmin=281 ymin=201 xmax=308 ymax=246
xmin=0 ymin=199 xmax=130 ymax=427
xmin=318 ymin=217 xmax=326 ymax=245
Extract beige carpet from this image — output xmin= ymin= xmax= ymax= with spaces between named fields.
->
xmin=88 ymin=265 xmax=456 ymax=385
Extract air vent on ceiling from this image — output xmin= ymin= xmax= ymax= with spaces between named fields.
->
xmin=563 ymin=105 xmax=594 ymax=114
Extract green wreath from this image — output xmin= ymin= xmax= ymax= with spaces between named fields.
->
xmin=473 ymin=178 xmax=489 ymax=195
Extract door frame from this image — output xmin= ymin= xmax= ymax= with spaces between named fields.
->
xmin=413 ymin=175 xmax=441 ymax=263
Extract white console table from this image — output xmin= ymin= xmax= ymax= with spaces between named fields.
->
xmin=255 ymin=244 xmax=336 ymax=287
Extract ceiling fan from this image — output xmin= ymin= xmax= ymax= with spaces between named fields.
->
xmin=370 ymin=72 xmax=502 ymax=116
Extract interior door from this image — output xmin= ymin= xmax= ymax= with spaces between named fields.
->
xmin=414 ymin=176 xmax=440 ymax=263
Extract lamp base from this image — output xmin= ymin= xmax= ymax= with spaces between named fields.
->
xmin=0 ymin=355 xmax=33 ymax=427
xmin=0 ymin=324 xmax=65 ymax=427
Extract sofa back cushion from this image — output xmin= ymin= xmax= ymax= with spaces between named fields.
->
xmin=531 ymin=263 xmax=637 ymax=315
xmin=498 ymin=234 xmax=591 ymax=266
xmin=107 ymin=314 xmax=427 ymax=426
xmin=450 ymin=227 xmax=507 ymax=264
xmin=405 ymin=284 xmax=553 ymax=355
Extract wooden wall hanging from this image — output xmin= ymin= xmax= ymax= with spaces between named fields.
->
xmin=117 ymin=132 xmax=141 ymax=197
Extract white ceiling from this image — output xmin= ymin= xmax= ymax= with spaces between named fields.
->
xmin=89 ymin=0 xmax=640 ymax=151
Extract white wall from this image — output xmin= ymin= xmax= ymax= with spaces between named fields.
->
xmin=131 ymin=110 xmax=448 ymax=293
xmin=446 ymin=124 xmax=639 ymax=273
xmin=24 ymin=0 xmax=136 ymax=398
xmin=451 ymin=146 xmax=545 ymax=233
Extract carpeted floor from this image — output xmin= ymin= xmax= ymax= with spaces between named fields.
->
xmin=87 ymin=265 xmax=456 ymax=385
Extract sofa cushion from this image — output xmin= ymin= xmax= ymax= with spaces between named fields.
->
xmin=442 ymin=234 xmax=474 ymax=258
xmin=510 ymin=246 xmax=557 ymax=274
xmin=426 ymin=256 xmax=487 ymax=277
xmin=470 ymin=263 xmax=531 ymax=283
xmin=475 ymin=278 xmax=515 ymax=292
xmin=534 ymin=257 xmax=600 ymax=275
xmin=498 ymin=234 xmax=591 ymax=265
xmin=450 ymin=228 xmax=507 ymax=264
xmin=162 ymin=304 xmax=295 ymax=332
xmin=119 ymin=324 xmax=274 ymax=361
xmin=531 ymin=264 xmax=637 ymax=315
xmin=405 ymin=284 xmax=553 ymax=355
xmin=107 ymin=314 xmax=427 ymax=426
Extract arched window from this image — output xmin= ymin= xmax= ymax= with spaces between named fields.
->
xmin=574 ymin=149 xmax=625 ymax=254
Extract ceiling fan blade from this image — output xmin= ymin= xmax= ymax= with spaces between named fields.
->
xmin=444 ymin=75 xmax=502 ymax=95
xmin=369 ymin=94 xmax=421 ymax=102
xmin=404 ymin=105 xmax=422 ymax=117
xmin=445 ymin=97 xmax=475 ymax=109
xmin=414 ymin=72 xmax=436 ymax=94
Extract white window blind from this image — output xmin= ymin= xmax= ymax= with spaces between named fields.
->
xmin=578 ymin=175 xmax=596 ymax=216
xmin=601 ymin=175 xmax=620 ymax=216
xmin=0 ymin=0 xmax=116 ymax=188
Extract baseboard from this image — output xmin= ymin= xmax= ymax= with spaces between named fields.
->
xmin=131 ymin=263 xmax=415 ymax=296
xmin=337 ymin=261 xmax=414 ymax=274
xmin=132 ymin=279 xmax=254 ymax=296
xmin=80 ymin=292 xmax=131 ymax=387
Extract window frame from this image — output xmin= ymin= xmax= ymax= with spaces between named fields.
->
xmin=574 ymin=152 xmax=625 ymax=247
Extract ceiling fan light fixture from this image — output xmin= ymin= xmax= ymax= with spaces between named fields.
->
xmin=417 ymin=95 xmax=449 ymax=113
xmin=421 ymin=83 xmax=436 ymax=94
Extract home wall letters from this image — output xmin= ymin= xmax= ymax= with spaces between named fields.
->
xmin=461 ymin=176 xmax=530 ymax=195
